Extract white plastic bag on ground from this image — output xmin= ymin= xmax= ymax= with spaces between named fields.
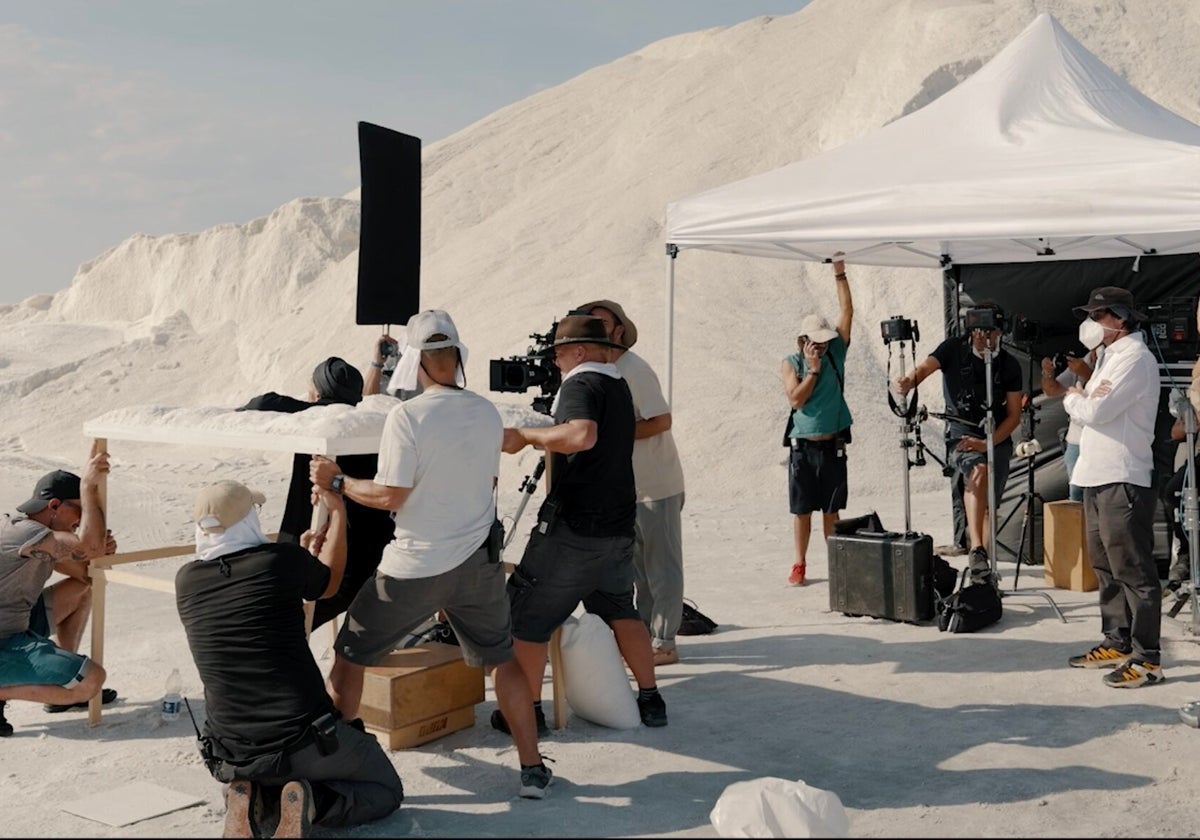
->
xmin=558 ymin=612 xmax=641 ymax=729
xmin=710 ymin=777 xmax=850 ymax=838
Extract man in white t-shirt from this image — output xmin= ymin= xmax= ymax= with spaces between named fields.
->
xmin=578 ymin=300 xmax=687 ymax=667
xmin=310 ymin=309 xmax=552 ymax=800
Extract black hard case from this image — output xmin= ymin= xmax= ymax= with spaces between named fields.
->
xmin=827 ymin=531 xmax=935 ymax=623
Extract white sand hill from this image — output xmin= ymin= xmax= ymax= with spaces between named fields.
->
xmin=3 ymin=0 xmax=1200 ymax=837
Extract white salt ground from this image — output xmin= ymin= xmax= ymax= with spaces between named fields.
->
xmin=3 ymin=0 xmax=1200 ymax=836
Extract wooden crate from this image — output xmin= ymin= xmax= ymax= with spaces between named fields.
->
xmin=360 ymin=642 xmax=485 ymax=749
xmin=1043 ymin=500 xmax=1098 ymax=592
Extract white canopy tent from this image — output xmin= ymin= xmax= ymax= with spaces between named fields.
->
xmin=662 ymin=12 xmax=1200 ymax=399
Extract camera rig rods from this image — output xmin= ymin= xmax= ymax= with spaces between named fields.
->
xmin=503 ymin=456 xmax=546 ymax=548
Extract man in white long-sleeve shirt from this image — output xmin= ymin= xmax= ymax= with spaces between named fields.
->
xmin=1063 ymin=286 xmax=1163 ymax=688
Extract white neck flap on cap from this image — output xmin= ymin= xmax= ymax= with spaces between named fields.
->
xmin=388 ymin=342 xmax=469 ymax=394
xmin=194 ymin=507 xmax=268 ymax=561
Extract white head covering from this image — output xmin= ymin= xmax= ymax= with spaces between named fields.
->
xmin=193 ymin=480 xmax=269 ymax=561
xmin=388 ymin=309 xmax=469 ymax=394
xmin=194 ymin=506 xmax=269 ymax=561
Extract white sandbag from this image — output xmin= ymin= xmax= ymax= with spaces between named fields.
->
xmin=558 ymin=613 xmax=640 ymax=729
xmin=710 ymin=777 xmax=850 ymax=838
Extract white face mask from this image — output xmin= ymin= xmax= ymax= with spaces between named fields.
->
xmin=1078 ymin=318 xmax=1108 ymax=351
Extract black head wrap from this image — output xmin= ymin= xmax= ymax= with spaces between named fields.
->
xmin=312 ymin=357 xmax=364 ymax=405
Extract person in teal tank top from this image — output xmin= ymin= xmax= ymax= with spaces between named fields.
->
xmin=780 ymin=254 xmax=854 ymax=587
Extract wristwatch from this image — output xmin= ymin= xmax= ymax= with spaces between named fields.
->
xmin=330 ymin=474 xmax=345 ymax=495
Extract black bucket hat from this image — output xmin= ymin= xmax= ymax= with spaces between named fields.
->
xmin=1072 ymin=286 xmax=1147 ymax=322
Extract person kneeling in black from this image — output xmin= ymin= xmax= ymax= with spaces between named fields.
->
xmin=176 ymin=479 xmax=402 ymax=838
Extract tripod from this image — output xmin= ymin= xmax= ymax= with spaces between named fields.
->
xmin=980 ymin=344 xmax=1066 ymax=621
xmin=995 ymin=354 xmax=1047 ymax=588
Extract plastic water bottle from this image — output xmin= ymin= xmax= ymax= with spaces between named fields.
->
xmin=161 ymin=668 xmax=182 ymax=722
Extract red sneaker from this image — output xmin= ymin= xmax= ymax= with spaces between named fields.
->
xmin=788 ymin=563 xmax=806 ymax=586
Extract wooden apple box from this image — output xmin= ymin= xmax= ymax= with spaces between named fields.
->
xmin=1043 ymin=500 xmax=1098 ymax=592
xmin=359 ymin=642 xmax=485 ymax=750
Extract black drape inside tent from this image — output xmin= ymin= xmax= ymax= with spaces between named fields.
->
xmin=938 ymin=253 xmax=1200 ymax=570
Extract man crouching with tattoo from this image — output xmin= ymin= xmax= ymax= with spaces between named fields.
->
xmin=0 ymin=440 xmax=119 ymax=736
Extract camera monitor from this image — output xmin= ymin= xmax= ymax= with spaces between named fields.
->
xmin=963 ymin=306 xmax=1007 ymax=333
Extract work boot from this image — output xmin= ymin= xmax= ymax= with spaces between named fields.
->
xmin=0 ymin=701 xmax=13 ymax=737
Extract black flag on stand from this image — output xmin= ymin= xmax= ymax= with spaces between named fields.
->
xmin=356 ymin=121 xmax=421 ymax=326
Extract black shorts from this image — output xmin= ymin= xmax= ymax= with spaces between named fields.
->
xmin=787 ymin=438 xmax=848 ymax=515
xmin=507 ymin=523 xmax=639 ymax=643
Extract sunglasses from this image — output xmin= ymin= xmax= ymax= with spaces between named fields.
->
xmin=1088 ymin=309 xmax=1111 ymax=321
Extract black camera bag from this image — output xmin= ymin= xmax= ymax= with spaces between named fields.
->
xmin=936 ymin=570 xmax=1002 ymax=634
xmin=678 ymin=598 xmax=718 ymax=635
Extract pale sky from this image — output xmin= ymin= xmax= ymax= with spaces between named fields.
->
xmin=0 ymin=0 xmax=807 ymax=305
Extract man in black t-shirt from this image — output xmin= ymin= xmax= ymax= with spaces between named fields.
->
xmin=502 ymin=315 xmax=667 ymax=728
xmin=176 ymin=479 xmax=402 ymax=838
xmin=894 ymin=303 xmax=1023 ymax=585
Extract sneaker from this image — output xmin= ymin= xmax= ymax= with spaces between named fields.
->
xmin=1179 ymin=700 xmax=1200 ymax=728
xmin=935 ymin=543 xmax=968 ymax=558
xmin=967 ymin=547 xmax=991 ymax=584
xmin=1103 ymin=660 xmax=1165 ymax=688
xmin=637 ymin=691 xmax=668 ymax=727
xmin=43 ymin=687 xmax=118 ymax=714
xmin=274 ymin=779 xmax=315 ymax=838
xmin=1163 ymin=580 xmax=1187 ymax=600
xmin=1067 ymin=644 xmax=1132 ymax=669
xmin=787 ymin=563 xmax=806 ymax=586
xmin=518 ymin=762 xmax=554 ymax=800
xmin=653 ymin=647 xmax=680 ymax=667
xmin=222 ymin=780 xmax=258 ymax=839
xmin=491 ymin=705 xmax=549 ymax=737
xmin=0 ymin=701 xmax=13 ymax=737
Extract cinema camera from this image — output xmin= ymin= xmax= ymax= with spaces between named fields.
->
xmin=880 ymin=315 xmax=918 ymax=344
xmin=489 ymin=320 xmax=562 ymax=415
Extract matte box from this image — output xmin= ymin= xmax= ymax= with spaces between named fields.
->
xmin=359 ymin=642 xmax=485 ymax=749
xmin=1042 ymin=500 xmax=1098 ymax=592
xmin=828 ymin=531 xmax=935 ymax=623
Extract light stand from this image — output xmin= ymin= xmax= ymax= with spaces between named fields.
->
xmin=981 ymin=343 xmax=1066 ymax=622
xmin=884 ymin=319 xmax=925 ymax=534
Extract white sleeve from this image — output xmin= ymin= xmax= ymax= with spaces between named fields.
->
xmin=374 ymin=404 xmax=418 ymax=489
